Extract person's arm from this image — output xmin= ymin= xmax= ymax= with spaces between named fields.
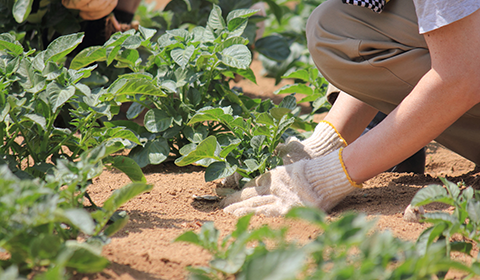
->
xmin=343 ymin=8 xmax=480 ymax=183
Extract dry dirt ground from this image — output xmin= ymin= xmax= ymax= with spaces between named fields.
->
xmin=69 ymin=56 xmax=480 ymax=280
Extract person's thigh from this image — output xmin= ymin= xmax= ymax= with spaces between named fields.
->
xmin=306 ymin=0 xmax=430 ymax=114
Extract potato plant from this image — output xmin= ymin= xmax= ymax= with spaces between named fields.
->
xmin=69 ymin=5 xmax=317 ymax=182
xmin=0 ymin=143 xmax=152 ymax=279
xmin=177 ymin=205 xmax=480 ymax=280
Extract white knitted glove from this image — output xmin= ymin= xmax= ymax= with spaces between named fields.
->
xmin=222 ymin=148 xmax=362 ymax=216
xmin=276 ymin=120 xmax=347 ymax=165
xmin=221 ymin=121 xmax=346 ymax=189
xmin=62 ymin=0 xmax=118 ymax=20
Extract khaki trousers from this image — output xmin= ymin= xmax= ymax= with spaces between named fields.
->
xmin=306 ymin=0 xmax=480 ymax=165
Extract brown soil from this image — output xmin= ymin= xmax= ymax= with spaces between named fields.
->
xmin=69 ymin=55 xmax=480 ymax=280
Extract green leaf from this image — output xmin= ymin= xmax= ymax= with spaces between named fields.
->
xmin=121 ymin=35 xmax=142 ymax=49
xmin=175 ymin=136 xmax=218 ymax=167
xmin=13 ymin=0 xmax=34 ymax=23
xmin=103 ymin=182 xmax=153 ymax=212
xmin=210 ymin=252 xmax=246 ymax=274
xmin=112 ymin=156 xmax=146 ymax=183
xmin=232 ymin=214 xmax=253 ymax=238
xmin=286 ymin=207 xmax=326 ymax=227
xmin=109 ymin=78 xmax=166 ymax=97
xmin=467 ymin=200 xmax=480 ymax=223
xmin=205 ymin=161 xmax=236 ymax=182
xmin=232 ymin=67 xmax=256 ymax=84
xmin=219 ymin=45 xmax=251 ymax=69
xmin=440 ymin=177 xmax=460 ymax=199
xmin=226 ymin=9 xmax=259 ymax=23
xmin=44 ymin=33 xmax=85 ymax=63
xmin=263 ymin=0 xmax=284 ymax=24
xmin=129 ymin=138 xmax=170 ymax=168
xmin=30 ymin=234 xmax=62 ymax=260
xmin=410 ymin=184 xmax=452 ymax=207
xmin=0 ymin=34 xmax=23 ymax=55
xmin=64 ymin=241 xmax=110 ymax=273
xmin=139 ymin=26 xmax=156 ymax=41
xmin=24 ymin=114 xmax=46 ymax=130
xmin=282 ymin=70 xmax=309 ymax=82
xmin=103 ymin=211 xmax=129 ymax=237
xmin=274 ymin=84 xmax=313 ymax=95
xmin=171 ymin=45 xmax=195 ymax=68
xmin=175 ymin=231 xmax=201 ymax=245
xmin=270 ymin=107 xmax=291 ymax=120
xmin=238 ymin=248 xmax=306 ymax=280
xmin=55 ymin=208 xmax=96 ymax=235
xmin=255 ymin=35 xmax=291 ymax=62
xmin=207 ymin=4 xmax=225 ymax=31
xmin=47 ymin=83 xmax=76 ymax=113
xmin=188 ymin=107 xmax=234 ymax=125
xmin=70 ymin=46 xmax=107 ymax=70
xmin=144 ymin=108 xmax=173 ymax=133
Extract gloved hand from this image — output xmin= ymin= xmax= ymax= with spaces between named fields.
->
xmin=276 ymin=120 xmax=347 ymax=165
xmin=221 ymin=148 xmax=362 ymax=216
xmin=62 ymin=0 xmax=118 ymax=20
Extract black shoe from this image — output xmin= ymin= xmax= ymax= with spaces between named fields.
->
xmin=386 ymin=147 xmax=425 ymax=174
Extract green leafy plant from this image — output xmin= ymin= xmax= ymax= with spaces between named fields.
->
xmin=0 ymin=143 xmax=152 ymax=279
xmin=411 ymin=177 xmax=480 ymax=269
xmin=0 ymin=32 xmax=145 ymax=179
xmin=136 ymin=0 xmax=291 ymax=62
xmin=70 ymin=5 xmax=315 ymax=176
xmin=275 ymin=66 xmax=331 ymax=116
xmin=175 ymin=94 xmax=315 ymax=184
xmin=259 ymin=0 xmax=327 ymax=83
xmin=0 ymin=0 xmax=82 ymax=51
xmin=176 ymin=207 xmax=480 ymax=280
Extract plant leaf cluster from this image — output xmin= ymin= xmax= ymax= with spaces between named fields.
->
xmin=0 ymin=143 xmax=152 ymax=279
xmin=411 ymin=177 xmax=480 ymax=271
xmin=68 ymin=5 xmax=317 ymax=182
xmin=176 ymin=206 xmax=480 ymax=280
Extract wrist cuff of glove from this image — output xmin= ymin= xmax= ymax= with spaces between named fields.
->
xmin=338 ymin=147 xmax=362 ymax=189
xmin=305 ymin=148 xmax=362 ymax=211
xmin=302 ymin=120 xmax=348 ymax=156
